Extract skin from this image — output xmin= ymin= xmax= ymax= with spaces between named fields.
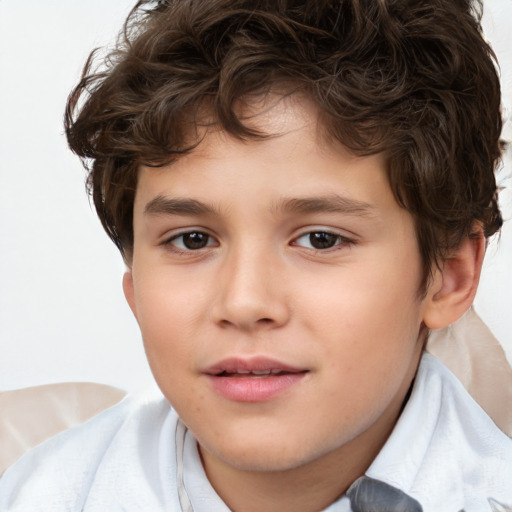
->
xmin=123 ymin=94 xmax=482 ymax=512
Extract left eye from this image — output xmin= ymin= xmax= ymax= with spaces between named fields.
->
xmin=293 ymin=231 xmax=349 ymax=250
xmin=166 ymin=231 xmax=217 ymax=250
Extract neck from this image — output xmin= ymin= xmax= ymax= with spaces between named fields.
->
xmin=199 ymin=402 xmax=401 ymax=512
xmin=200 ymin=445 xmax=362 ymax=512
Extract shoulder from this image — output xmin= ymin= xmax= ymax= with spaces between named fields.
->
xmin=414 ymin=353 xmax=512 ymax=468
xmin=418 ymin=353 xmax=512 ymax=444
xmin=0 ymin=389 xmax=176 ymax=511
xmin=368 ymin=353 xmax=512 ymax=511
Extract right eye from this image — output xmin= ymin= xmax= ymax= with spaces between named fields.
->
xmin=164 ymin=231 xmax=217 ymax=251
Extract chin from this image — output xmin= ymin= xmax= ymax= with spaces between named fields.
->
xmin=199 ymin=433 xmax=336 ymax=474
xmin=211 ymin=450 xmax=310 ymax=473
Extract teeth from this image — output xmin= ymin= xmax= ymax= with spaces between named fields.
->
xmin=219 ymin=369 xmax=286 ymax=376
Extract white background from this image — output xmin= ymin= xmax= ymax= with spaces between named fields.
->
xmin=0 ymin=0 xmax=511 ymax=393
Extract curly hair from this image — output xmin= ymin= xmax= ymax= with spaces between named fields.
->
xmin=65 ymin=0 xmax=503 ymax=290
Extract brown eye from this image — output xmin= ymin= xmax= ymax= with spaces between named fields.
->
xmin=308 ymin=232 xmax=339 ymax=249
xmin=165 ymin=231 xmax=217 ymax=251
xmin=182 ymin=232 xmax=210 ymax=249
xmin=294 ymin=231 xmax=352 ymax=250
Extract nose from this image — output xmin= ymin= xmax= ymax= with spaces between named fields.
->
xmin=210 ymin=246 xmax=290 ymax=331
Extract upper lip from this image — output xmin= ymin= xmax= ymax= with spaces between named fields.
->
xmin=204 ymin=357 xmax=307 ymax=376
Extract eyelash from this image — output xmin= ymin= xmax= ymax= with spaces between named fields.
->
xmin=292 ymin=231 xmax=354 ymax=251
xmin=161 ymin=231 xmax=217 ymax=253
xmin=160 ymin=229 xmax=355 ymax=254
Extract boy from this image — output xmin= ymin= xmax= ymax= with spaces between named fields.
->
xmin=1 ymin=0 xmax=511 ymax=510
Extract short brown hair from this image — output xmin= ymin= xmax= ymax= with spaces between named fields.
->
xmin=65 ymin=0 xmax=503 ymax=289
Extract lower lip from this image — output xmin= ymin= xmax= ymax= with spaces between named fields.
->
xmin=207 ymin=373 xmax=306 ymax=402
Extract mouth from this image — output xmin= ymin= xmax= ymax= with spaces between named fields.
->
xmin=204 ymin=357 xmax=308 ymax=402
xmin=205 ymin=357 xmax=307 ymax=377
xmin=215 ymin=368 xmax=303 ymax=378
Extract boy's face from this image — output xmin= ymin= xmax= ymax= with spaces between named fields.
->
xmin=125 ymin=95 xmax=432 ymax=476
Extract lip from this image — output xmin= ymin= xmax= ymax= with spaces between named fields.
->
xmin=204 ymin=357 xmax=308 ymax=402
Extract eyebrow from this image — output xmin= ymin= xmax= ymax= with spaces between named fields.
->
xmin=144 ymin=196 xmax=216 ymax=216
xmin=144 ymin=194 xmax=376 ymax=218
xmin=275 ymin=195 xmax=376 ymax=216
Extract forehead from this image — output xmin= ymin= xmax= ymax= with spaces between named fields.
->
xmin=133 ymin=92 xmax=396 ymax=220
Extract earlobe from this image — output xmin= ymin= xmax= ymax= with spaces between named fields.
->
xmin=122 ymin=268 xmax=138 ymax=319
xmin=422 ymin=229 xmax=486 ymax=330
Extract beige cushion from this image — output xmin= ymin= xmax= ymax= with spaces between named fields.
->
xmin=427 ymin=307 xmax=512 ymax=437
xmin=0 ymin=382 xmax=125 ymax=475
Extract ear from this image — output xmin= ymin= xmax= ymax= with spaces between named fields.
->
xmin=122 ymin=267 xmax=138 ymax=319
xmin=422 ymin=228 xmax=486 ymax=330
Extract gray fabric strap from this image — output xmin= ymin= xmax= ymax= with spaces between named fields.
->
xmin=488 ymin=497 xmax=512 ymax=512
xmin=346 ymin=476 xmax=423 ymax=512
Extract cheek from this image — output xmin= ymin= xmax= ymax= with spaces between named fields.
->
xmin=135 ymin=264 xmax=205 ymax=327
xmin=304 ymin=259 xmax=420 ymax=322
xmin=133 ymin=275 xmax=201 ymax=375
xmin=299 ymin=254 xmax=423 ymax=366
